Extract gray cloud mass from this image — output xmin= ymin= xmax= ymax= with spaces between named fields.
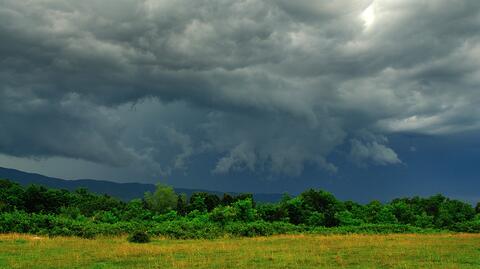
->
xmin=1 ymin=0 xmax=480 ymax=179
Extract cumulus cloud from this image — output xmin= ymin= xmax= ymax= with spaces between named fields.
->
xmin=1 ymin=0 xmax=480 ymax=178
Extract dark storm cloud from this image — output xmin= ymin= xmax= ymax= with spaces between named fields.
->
xmin=0 ymin=90 xmax=134 ymax=165
xmin=1 ymin=0 xmax=480 ymax=177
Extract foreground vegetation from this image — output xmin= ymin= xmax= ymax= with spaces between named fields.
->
xmin=1 ymin=233 xmax=480 ymax=268
xmin=1 ymin=179 xmax=480 ymax=239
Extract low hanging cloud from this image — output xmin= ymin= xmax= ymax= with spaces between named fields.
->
xmin=349 ymin=139 xmax=401 ymax=167
xmin=1 ymin=0 xmax=480 ymax=178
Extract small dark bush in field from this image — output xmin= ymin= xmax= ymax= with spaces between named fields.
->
xmin=128 ymin=231 xmax=150 ymax=243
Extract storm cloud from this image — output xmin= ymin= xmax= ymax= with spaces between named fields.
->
xmin=1 ymin=0 xmax=480 ymax=179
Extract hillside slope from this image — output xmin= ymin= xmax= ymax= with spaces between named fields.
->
xmin=0 ymin=167 xmax=282 ymax=202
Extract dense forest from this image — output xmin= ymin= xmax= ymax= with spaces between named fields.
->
xmin=1 ymin=179 xmax=479 ymax=239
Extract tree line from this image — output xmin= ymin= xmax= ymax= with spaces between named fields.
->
xmin=1 ymin=179 xmax=479 ymax=238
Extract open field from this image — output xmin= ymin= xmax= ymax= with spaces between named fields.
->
xmin=1 ymin=233 xmax=480 ymax=268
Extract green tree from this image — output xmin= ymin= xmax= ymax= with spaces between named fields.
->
xmin=300 ymin=189 xmax=344 ymax=227
xmin=257 ymin=203 xmax=288 ymax=222
xmin=176 ymin=193 xmax=188 ymax=215
xmin=205 ymin=194 xmax=221 ymax=211
xmin=344 ymin=200 xmax=367 ymax=222
xmin=307 ymin=211 xmax=326 ymax=226
xmin=188 ymin=193 xmax=207 ymax=212
xmin=188 ymin=192 xmax=219 ymax=212
xmin=0 ymin=179 xmax=25 ymax=212
xmin=375 ymin=206 xmax=398 ymax=224
xmin=423 ymin=194 xmax=446 ymax=218
xmin=121 ymin=199 xmax=149 ymax=220
xmin=209 ymin=205 xmax=237 ymax=225
xmin=232 ymin=198 xmax=258 ymax=222
xmin=414 ymin=211 xmax=434 ymax=228
xmin=335 ymin=210 xmax=363 ymax=226
xmin=390 ymin=200 xmax=415 ymax=225
xmin=281 ymin=196 xmax=306 ymax=225
xmin=144 ymin=183 xmax=178 ymax=214
xmin=435 ymin=199 xmax=475 ymax=228
xmin=221 ymin=193 xmax=234 ymax=205
xmin=365 ymin=200 xmax=383 ymax=223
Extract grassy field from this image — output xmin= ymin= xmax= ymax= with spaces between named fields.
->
xmin=1 ymin=233 xmax=480 ymax=268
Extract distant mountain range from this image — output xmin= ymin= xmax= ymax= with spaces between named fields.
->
xmin=0 ymin=167 xmax=283 ymax=203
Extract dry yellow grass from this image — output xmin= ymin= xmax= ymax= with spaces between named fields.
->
xmin=1 ymin=233 xmax=480 ymax=268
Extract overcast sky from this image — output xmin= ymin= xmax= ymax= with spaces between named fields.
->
xmin=1 ymin=0 xmax=480 ymax=202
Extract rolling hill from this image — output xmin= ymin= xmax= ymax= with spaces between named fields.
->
xmin=0 ymin=167 xmax=283 ymax=202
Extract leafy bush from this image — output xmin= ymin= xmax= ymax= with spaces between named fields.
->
xmin=225 ymin=221 xmax=303 ymax=237
xmin=450 ymin=219 xmax=480 ymax=233
xmin=414 ymin=212 xmax=434 ymax=228
xmin=307 ymin=212 xmax=325 ymax=227
xmin=209 ymin=205 xmax=237 ymax=225
xmin=310 ymin=224 xmax=443 ymax=235
xmin=335 ymin=211 xmax=363 ymax=226
xmin=128 ymin=231 xmax=150 ymax=243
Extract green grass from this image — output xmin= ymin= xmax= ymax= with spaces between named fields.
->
xmin=1 ymin=233 xmax=480 ymax=268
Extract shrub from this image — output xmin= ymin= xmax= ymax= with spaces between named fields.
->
xmin=149 ymin=219 xmax=223 ymax=239
xmin=450 ymin=219 xmax=480 ymax=233
xmin=231 ymin=198 xmax=258 ymax=222
xmin=307 ymin=212 xmax=325 ymax=227
xmin=414 ymin=212 xmax=434 ymax=228
xmin=225 ymin=221 xmax=303 ymax=237
xmin=152 ymin=210 xmax=178 ymax=222
xmin=128 ymin=231 xmax=151 ymax=243
xmin=310 ymin=224 xmax=442 ymax=235
xmin=335 ymin=211 xmax=363 ymax=226
xmin=209 ymin=205 xmax=237 ymax=225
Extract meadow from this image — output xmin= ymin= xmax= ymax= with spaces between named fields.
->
xmin=1 ymin=233 xmax=480 ymax=268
